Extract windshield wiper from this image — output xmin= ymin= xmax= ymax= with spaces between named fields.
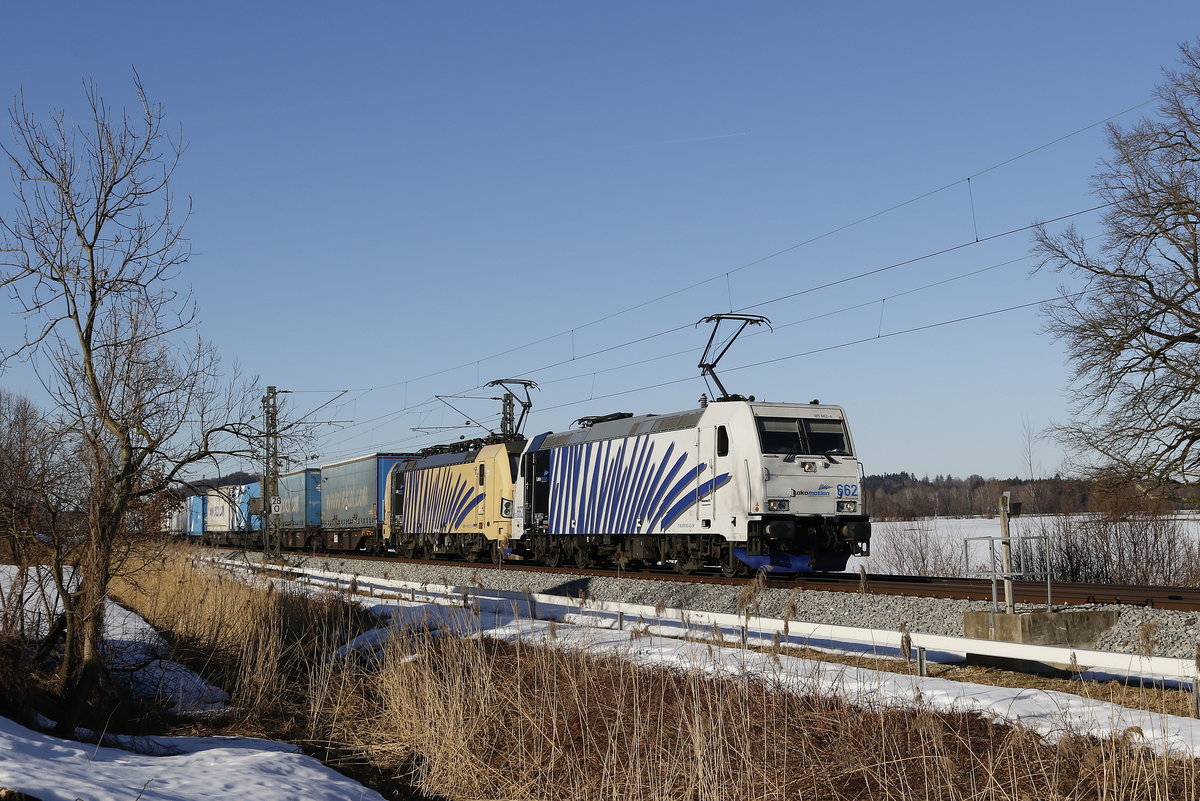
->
xmin=822 ymin=448 xmax=849 ymax=464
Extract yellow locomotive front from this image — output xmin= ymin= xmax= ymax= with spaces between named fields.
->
xmin=383 ymin=441 xmax=521 ymax=561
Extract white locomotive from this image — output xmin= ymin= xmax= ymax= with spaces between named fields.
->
xmin=511 ymin=397 xmax=870 ymax=574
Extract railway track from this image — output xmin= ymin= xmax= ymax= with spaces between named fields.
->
xmin=252 ymin=548 xmax=1200 ymax=612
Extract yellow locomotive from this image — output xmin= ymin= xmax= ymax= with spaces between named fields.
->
xmin=382 ymin=440 xmax=523 ymax=562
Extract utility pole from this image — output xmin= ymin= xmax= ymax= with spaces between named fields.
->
xmin=999 ymin=491 xmax=1014 ymax=614
xmin=262 ymin=386 xmax=282 ymax=558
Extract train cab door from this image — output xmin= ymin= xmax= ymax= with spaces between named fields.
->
xmin=697 ymin=426 xmax=716 ymax=522
xmin=477 ymin=461 xmax=487 ymax=533
xmin=520 ymin=450 xmax=551 ymax=533
xmin=697 ymin=423 xmax=732 ymax=526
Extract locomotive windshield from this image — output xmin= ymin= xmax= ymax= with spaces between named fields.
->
xmin=756 ymin=417 xmax=851 ymax=456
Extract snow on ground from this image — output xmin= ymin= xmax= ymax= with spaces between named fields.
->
xmin=4 ymin=558 xmax=1200 ymax=800
xmin=0 ymin=564 xmax=385 ymax=800
xmin=0 ymin=566 xmax=228 ymax=713
xmin=852 ymin=513 xmax=1200 ymax=576
xmin=345 ymin=593 xmax=1200 ymax=758
xmin=0 ymin=716 xmax=385 ymax=801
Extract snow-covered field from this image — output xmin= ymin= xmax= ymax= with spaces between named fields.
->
xmin=852 ymin=513 xmax=1200 ymax=576
xmin=4 ymin=557 xmax=1200 ymax=800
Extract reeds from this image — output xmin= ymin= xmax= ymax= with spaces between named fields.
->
xmin=114 ymin=547 xmax=1200 ymax=800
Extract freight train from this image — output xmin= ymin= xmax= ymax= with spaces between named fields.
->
xmin=181 ymin=397 xmax=871 ymax=574
xmin=179 ymin=316 xmax=873 ymax=573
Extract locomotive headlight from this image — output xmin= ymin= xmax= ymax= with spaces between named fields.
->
xmin=766 ymin=499 xmax=790 ymax=512
xmin=837 ymin=500 xmax=858 ymax=513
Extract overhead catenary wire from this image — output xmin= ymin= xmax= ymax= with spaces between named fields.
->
xmin=319 ymin=280 xmax=1090 ymax=461
xmin=524 ymin=292 xmax=1089 ymax=419
xmin=299 ymin=100 xmax=1150 ymax=401
xmin=313 ymin=199 xmax=1107 ymax=459
xmin=300 ymin=99 xmax=1155 ymax=460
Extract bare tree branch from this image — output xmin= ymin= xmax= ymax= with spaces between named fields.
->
xmin=1035 ymin=40 xmax=1200 ymax=490
xmin=0 ymin=75 xmax=268 ymax=730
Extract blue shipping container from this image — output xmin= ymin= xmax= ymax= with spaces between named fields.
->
xmin=186 ymin=495 xmax=207 ymax=537
xmin=278 ymin=469 xmax=321 ymax=529
xmin=320 ymin=454 xmax=412 ymax=530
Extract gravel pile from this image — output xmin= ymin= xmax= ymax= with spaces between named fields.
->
xmin=226 ymin=551 xmax=1200 ymax=660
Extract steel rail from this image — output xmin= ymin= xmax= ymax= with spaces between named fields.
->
xmin=237 ymin=546 xmax=1200 ymax=612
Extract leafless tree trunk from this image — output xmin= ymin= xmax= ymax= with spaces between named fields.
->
xmin=0 ymin=75 xmax=262 ymax=731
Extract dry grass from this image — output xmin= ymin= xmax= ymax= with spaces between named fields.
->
xmin=109 ymin=547 xmax=378 ymax=739
xmin=336 ymin=633 xmax=1200 ymax=801
xmin=111 ymin=546 xmax=1200 ymax=800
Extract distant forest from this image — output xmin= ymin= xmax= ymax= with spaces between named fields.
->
xmin=864 ymin=473 xmax=1103 ymax=520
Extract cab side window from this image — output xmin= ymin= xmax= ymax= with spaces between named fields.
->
xmin=716 ymin=425 xmax=729 ymax=457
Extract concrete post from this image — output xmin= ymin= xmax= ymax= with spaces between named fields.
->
xmin=1000 ymin=492 xmax=1014 ymax=615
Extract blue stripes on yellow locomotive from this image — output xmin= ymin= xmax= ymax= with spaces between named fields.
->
xmin=402 ymin=467 xmax=484 ymax=533
xmin=547 ymin=436 xmax=730 ymax=535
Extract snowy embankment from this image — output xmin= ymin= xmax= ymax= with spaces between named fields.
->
xmin=303 ymin=563 xmax=1200 ymax=758
xmin=4 ymin=553 xmax=1200 ymax=800
xmin=0 ymin=565 xmax=386 ymax=801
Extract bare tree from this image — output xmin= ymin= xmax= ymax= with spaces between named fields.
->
xmin=0 ymin=76 xmax=260 ymax=730
xmin=1034 ymin=40 xmax=1200 ymax=488
xmin=0 ymin=389 xmax=75 ymax=639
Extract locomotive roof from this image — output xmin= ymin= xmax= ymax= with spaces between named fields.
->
xmin=536 ymin=408 xmax=705 ymax=449
xmin=393 ymin=440 xmax=521 ymax=472
xmin=397 ymin=449 xmax=480 ymax=470
xmin=533 ymin=401 xmax=849 ymax=450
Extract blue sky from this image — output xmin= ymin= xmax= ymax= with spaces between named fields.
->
xmin=1 ymin=2 xmax=1197 ymax=480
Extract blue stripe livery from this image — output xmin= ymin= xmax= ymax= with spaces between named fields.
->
xmin=546 ymin=435 xmax=730 ymax=535
xmin=403 ymin=468 xmax=484 ymax=533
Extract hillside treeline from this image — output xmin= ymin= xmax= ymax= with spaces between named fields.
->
xmin=865 ymin=473 xmax=1096 ymax=520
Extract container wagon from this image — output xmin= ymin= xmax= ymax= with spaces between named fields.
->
xmin=186 ymin=494 xmax=207 ymax=539
xmin=204 ymin=482 xmax=262 ymax=547
xmin=318 ymin=453 xmax=415 ymax=552
xmin=276 ymin=468 xmax=322 ymax=550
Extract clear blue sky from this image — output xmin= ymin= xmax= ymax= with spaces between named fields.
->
xmin=1 ymin=2 xmax=1197 ymax=480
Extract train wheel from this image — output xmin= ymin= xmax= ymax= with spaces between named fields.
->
xmin=544 ymin=548 xmax=563 ymax=568
xmin=490 ymin=541 xmax=503 ymax=565
xmin=573 ymin=542 xmax=593 ymax=569
xmin=720 ymin=548 xmax=750 ymax=578
xmin=673 ymin=557 xmax=700 ymax=575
